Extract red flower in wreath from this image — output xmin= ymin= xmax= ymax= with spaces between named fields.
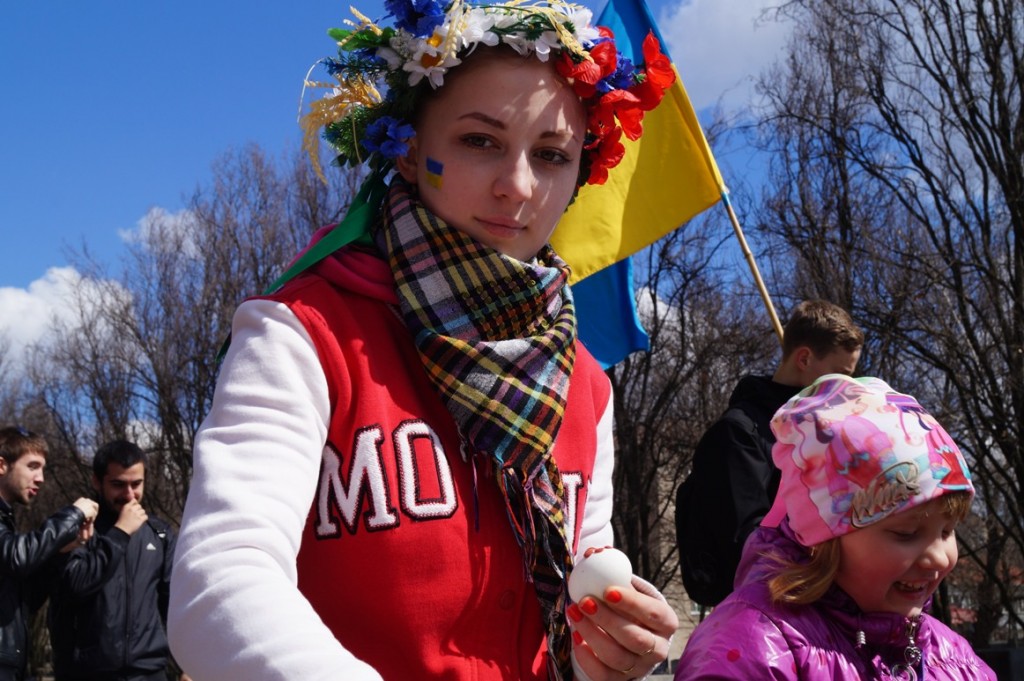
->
xmin=631 ymin=33 xmax=675 ymax=111
xmin=585 ymin=126 xmax=625 ymax=185
xmin=556 ymin=33 xmax=618 ymax=99
xmin=592 ymin=89 xmax=645 ymax=140
xmin=560 ymin=28 xmax=676 ymax=185
xmin=589 ymin=89 xmax=634 ymax=140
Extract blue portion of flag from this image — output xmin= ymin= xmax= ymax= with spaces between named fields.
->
xmin=571 ymin=0 xmax=661 ymax=369
xmin=598 ymin=0 xmax=671 ymax=59
xmin=574 ymin=258 xmax=649 ymax=369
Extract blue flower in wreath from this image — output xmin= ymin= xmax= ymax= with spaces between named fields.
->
xmin=363 ymin=116 xmax=416 ymax=160
xmin=598 ymin=55 xmax=637 ymax=94
xmin=386 ymin=0 xmax=447 ymax=37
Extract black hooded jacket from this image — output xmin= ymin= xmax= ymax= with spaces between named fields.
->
xmin=0 ymin=499 xmax=84 ymax=680
xmin=675 ymin=375 xmax=801 ymax=607
xmin=47 ymin=507 xmax=175 ymax=680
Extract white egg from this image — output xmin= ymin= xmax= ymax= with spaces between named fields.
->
xmin=568 ymin=547 xmax=633 ymax=603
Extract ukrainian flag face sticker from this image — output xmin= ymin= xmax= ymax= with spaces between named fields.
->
xmin=426 ymin=157 xmax=444 ymax=188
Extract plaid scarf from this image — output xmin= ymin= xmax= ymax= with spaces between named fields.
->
xmin=375 ymin=178 xmax=577 ymax=679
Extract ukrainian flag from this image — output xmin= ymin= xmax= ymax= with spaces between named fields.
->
xmin=555 ymin=0 xmax=726 ymax=367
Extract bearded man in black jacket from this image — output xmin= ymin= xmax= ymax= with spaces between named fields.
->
xmin=48 ymin=440 xmax=183 ymax=681
xmin=0 ymin=426 xmax=97 ymax=681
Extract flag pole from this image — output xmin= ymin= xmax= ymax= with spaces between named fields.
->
xmin=721 ymin=192 xmax=784 ymax=343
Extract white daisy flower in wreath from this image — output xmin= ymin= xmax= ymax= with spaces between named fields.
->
xmin=403 ymin=31 xmax=461 ymax=87
xmin=530 ymin=30 xmax=563 ymax=61
xmin=459 ymin=8 xmax=500 ymax=49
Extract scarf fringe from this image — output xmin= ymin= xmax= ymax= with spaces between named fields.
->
xmin=500 ymin=466 xmax=574 ymax=680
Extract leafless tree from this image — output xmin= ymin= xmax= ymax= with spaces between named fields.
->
xmin=753 ymin=0 xmax=1024 ymax=645
xmin=22 ymin=145 xmax=356 ymax=523
xmin=608 ymin=200 xmax=782 ymax=618
xmin=0 ymin=145 xmax=357 ymax=678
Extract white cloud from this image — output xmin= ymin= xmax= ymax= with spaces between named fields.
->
xmin=1 ymin=205 xmax=190 ymax=377
xmin=659 ymin=0 xmax=793 ymax=113
xmin=119 ymin=206 xmax=200 ymax=259
xmin=0 ymin=267 xmax=85 ymax=370
xmin=637 ymin=284 xmax=677 ymax=327
xmin=0 ymin=266 xmax=133 ymax=381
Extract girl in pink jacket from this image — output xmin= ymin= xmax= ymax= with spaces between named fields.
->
xmin=677 ymin=374 xmax=995 ymax=680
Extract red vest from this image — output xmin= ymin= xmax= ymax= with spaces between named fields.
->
xmin=274 ymin=272 xmax=610 ymax=679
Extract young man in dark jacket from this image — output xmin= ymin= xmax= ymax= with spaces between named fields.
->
xmin=48 ymin=440 xmax=180 ymax=681
xmin=0 ymin=426 xmax=97 ymax=681
xmin=675 ymin=301 xmax=864 ymax=607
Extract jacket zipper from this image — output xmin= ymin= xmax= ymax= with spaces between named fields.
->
xmin=891 ymin=617 xmax=922 ymax=680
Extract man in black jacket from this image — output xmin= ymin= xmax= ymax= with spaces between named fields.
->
xmin=675 ymin=301 xmax=864 ymax=607
xmin=0 ymin=426 xmax=97 ymax=681
xmin=48 ymin=440 xmax=180 ymax=681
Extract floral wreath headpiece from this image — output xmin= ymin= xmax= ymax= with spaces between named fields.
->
xmin=301 ymin=0 xmax=675 ymax=186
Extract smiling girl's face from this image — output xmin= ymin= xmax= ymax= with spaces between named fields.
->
xmin=396 ymin=49 xmax=586 ymax=262
xmin=834 ymin=496 xmax=959 ymax=618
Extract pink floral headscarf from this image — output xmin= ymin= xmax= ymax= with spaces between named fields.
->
xmin=762 ymin=374 xmax=975 ymax=547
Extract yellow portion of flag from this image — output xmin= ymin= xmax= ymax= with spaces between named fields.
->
xmin=552 ymin=68 xmax=726 ymax=284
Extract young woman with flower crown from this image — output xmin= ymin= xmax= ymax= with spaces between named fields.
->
xmin=167 ymin=1 xmax=678 ymax=679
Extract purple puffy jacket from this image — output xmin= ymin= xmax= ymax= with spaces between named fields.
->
xmin=675 ymin=521 xmax=995 ymax=680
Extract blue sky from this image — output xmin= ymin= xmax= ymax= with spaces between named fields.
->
xmin=1 ymin=1 xmax=355 ymax=287
xmin=0 ymin=0 xmax=790 ymax=361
